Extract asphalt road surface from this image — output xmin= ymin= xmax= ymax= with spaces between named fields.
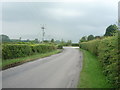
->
xmin=2 ymin=47 xmax=83 ymax=88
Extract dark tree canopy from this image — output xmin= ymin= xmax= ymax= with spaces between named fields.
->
xmin=104 ymin=24 xmax=118 ymax=36
xmin=43 ymin=40 xmax=49 ymax=43
xmin=87 ymin=35 xmax=94 ymax=41
xmin=51 ymin=38 xmax=54 ymax=43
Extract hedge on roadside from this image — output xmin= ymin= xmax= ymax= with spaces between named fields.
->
xmin=71 ymin=43 xmax=79 ymax=46
xmin=57 ymin=44 xmax=63 ymax=49
xmin=79 ymin=39 xmax=100 ymax=56
xmin=79 ymin=35 xmax=120 ymax=88
xmin=2 ymin=44 xmax=57 ymax=60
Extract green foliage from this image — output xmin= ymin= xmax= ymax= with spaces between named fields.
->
xmin=43 ymin=40 xmax=49 ymax=43
xmin=104 ymin=24 xmax=118 ymax=36
xmin=78 ymin=49 xmax=112 ymax=88
xmin=57 ymin=44 xmax=63 ymax=49
xmin=66 ymin=40 xmax=72 ymax=46
xmin=60 ymin=39 xmax=72 ymax=46
xmin=2 ymin=44 xmax=57 ymax=60
xmin=71 ymin=43 xmax=79 ymax=46
xmin=80 ymin=39 xmax=100 ymax=55
xmin=98 ymin=36 xmax=119 ymax=87
xmin=2 ymin=50 xmax=61 ymax=69
xmin=60 ymin=39 xmax=65 ymax=45
xmin=79 ymin=35 xmax=119 ymax=88
xmin=51 ymin=38 xmax=54 ymax=43
xmin=95 ymin=36 xmax=101 ymax=39
xmin=87 ymin=35 xmax=94 ymax=41
xmin=31 ymin=38 xmax=39 ymax=43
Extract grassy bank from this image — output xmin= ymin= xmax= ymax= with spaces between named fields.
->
xmin=1 ymin=49 xmax=61 ymax=70
xmin=77 ymin=49 xmax=112 ymax=88
xmin=79 ymin=35 xmax=119 ymax=88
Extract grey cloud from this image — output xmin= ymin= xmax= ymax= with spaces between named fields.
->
xmin=2 ymin=1 xmax=118 ymax=42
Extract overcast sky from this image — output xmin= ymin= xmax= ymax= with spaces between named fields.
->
xmin=1 ymin=0 xmax=119 ymax=42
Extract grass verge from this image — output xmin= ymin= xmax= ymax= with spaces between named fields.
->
xmin=1 ymin=49 xmax=62 ymax=70
xmin=77 ymin=49 xmax=112 ymax=88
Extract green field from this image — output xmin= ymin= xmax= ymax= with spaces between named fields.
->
xmin=77 ymin=49 xmax=112 ymax=88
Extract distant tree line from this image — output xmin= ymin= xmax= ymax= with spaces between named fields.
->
xmin=0 ymin=34 xmax=40 ymax=44
xmin=0 ymin=34 xmax=73 ymax=46
xmin=79 ymin=24 xmax=119 ymax=42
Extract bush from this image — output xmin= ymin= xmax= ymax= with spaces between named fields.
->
xmin=57 ymin=44 xmax=63 ymax=49
xmin=80 ymin=35 xmax=119 ymax=88
xmin=80 ymin=39 xmax=100 ymax=55
xmin=98 ymin=36 xmax=119 ymax=87
xmin=2 ymin=44 xmax=57 ymax=60
xmin=71 ymin=43 xmax=79 ymax=46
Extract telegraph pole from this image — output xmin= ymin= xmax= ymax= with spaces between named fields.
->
xmin=41 ymin=25 xmax=45 ymax=43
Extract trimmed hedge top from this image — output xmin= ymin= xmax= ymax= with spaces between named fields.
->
xmin=2 ymin=44 xmax=57 ymax=60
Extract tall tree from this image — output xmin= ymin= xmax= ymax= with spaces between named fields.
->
xmin=104 ymin=24 xmax=118 ymax=36
xmin=88 ymin=35 xmax=94 ymax=41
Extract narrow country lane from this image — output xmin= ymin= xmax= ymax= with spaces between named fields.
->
xmin=2 ymin=47 xmax=83 ymax=88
